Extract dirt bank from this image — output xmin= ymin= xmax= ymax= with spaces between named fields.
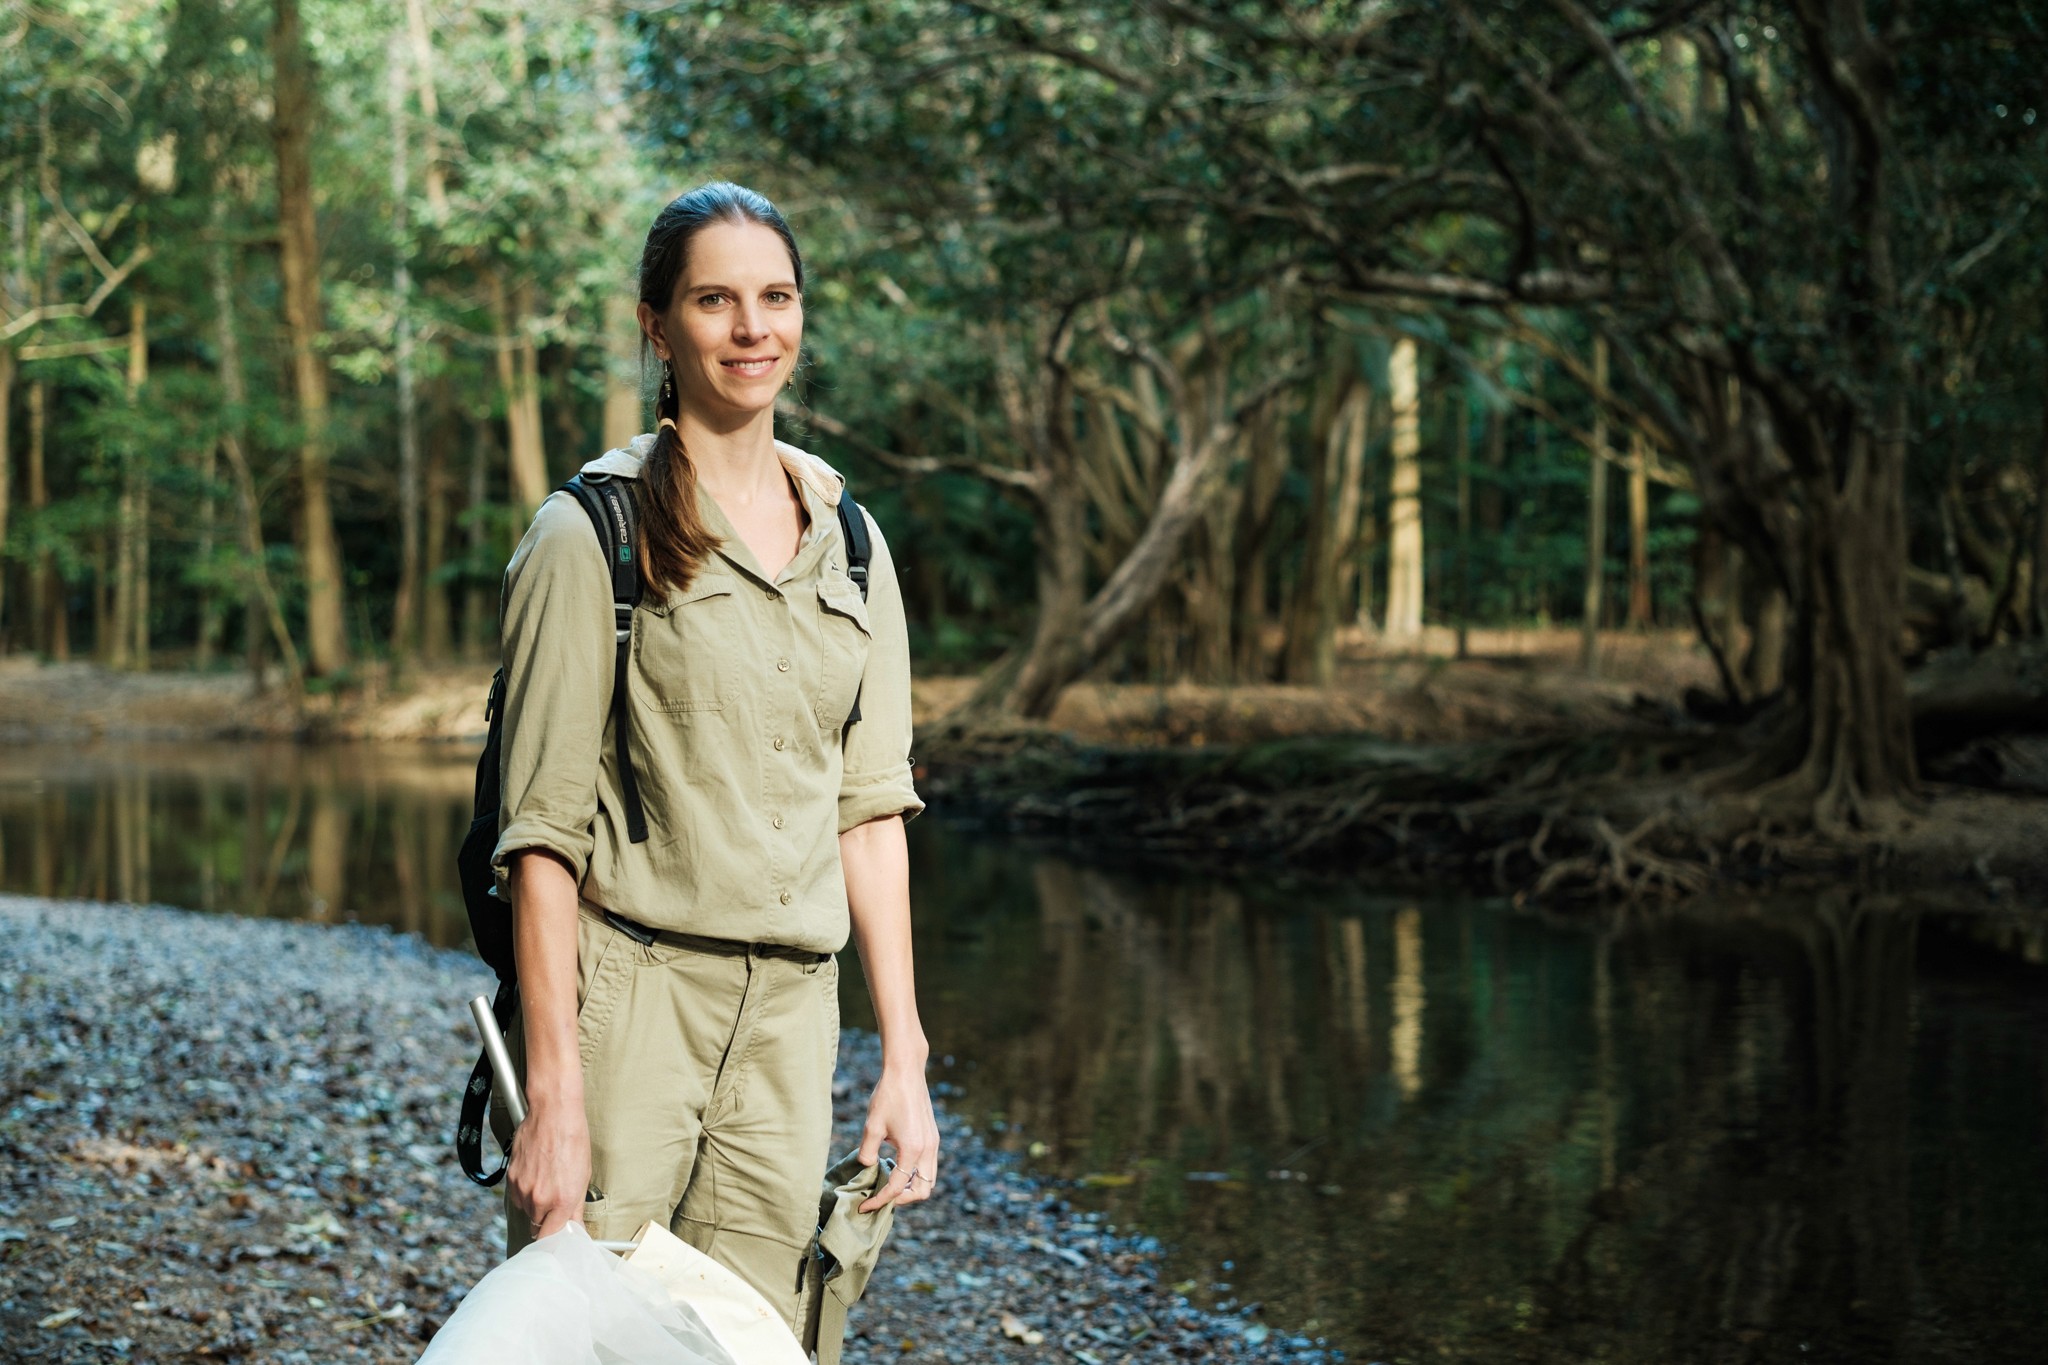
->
xmin=0 ymin=895 xmax=1335 ymax=1364
xmin=0 ymin=627 xmax=1716 ymax=747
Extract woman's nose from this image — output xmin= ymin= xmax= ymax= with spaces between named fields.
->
xmin=733 ymin=302 xmax=767 ymax=342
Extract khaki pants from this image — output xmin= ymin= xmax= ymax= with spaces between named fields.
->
xmin=496 ymin=908 xmax=838 ymax=1332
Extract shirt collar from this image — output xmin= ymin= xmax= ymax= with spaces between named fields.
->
xmin=581 ymin=434 xmax=848 ymax=584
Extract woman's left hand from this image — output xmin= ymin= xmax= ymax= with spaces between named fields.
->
xmin=857 ymin=1061 xmax=941 ymax=1211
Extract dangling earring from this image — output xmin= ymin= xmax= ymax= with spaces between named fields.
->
xmin=658 ymin=360 xmax=679 ymax=434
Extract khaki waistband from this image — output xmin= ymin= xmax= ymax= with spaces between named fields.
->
xmin=598 ymin=908 xmax=832 ymax=965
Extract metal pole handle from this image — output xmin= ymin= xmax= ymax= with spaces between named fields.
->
xmin=468 ymin=993 xmax=621 ymax=1237
xmin=469 ymin=994 xmax=528 ymax=1126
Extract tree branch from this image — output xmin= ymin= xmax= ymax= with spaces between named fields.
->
xmin=785 ymin=401 xmax=1044 ymax=498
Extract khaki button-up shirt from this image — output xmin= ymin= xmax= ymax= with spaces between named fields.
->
xmin=490 ymin=435 xmax=924 ymax=954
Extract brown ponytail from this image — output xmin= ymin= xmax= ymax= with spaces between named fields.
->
xmin=638 ymin=368 xmax=721 ymax=597
xmin=633 ymin=182 xmax=806 ymax=598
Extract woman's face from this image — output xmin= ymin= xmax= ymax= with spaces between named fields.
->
xmin=640 ymin=220 xmax=804 ymax=421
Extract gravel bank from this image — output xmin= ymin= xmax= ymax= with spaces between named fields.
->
xmin=0 ymin=896 xmax=1338 ymax=1364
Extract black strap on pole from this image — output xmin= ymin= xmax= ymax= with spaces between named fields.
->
xmin=456 ymin=980 xmax=519 ymax=1187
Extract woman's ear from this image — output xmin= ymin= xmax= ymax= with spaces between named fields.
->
xmin=635 ymin=300 xmax=668 ymax=358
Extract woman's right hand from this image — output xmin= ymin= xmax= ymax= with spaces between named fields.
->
xmin=506 ymin=1094 xmax=591 ymax=1240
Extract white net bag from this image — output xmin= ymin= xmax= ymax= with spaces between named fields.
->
xmin=418 ymin=1222 xmax=804 ymax=1365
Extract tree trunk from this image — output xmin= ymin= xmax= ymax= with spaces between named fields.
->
xmin=28 ymin=380 xmax=54 ymax=657
xmin=1765 ymin=408 xmax=1917 ymax=823
xmin=210 ymin=198 xmax=304 ymax=693
xmin=1580 ymin=337 xmax=1609 ymax=673
xmin=195 ymin=431 xmax=222 ymax=668
xmin=1748 ymin=586 xmax=1789 ymax=696
xmin=992 ymin=472 xmax=1088 ymax=716
xmin=1229 ymin=403 xmax=1288 ymax=680
xmin=1455 ymin=387 xmax=1473 ymax=659
xmin=0 ymin=342 xmax=12 ymax=652
xmin=593 ymin=9 xmax=643 ymax=451
xmin=1280 ymin=370 xmax=1364 ymax=684
xmin=1335 ymin=382 xmax=1375 ymax=633
xmin=1479 ymin=339 xmax=1507 ymax=538
xmin=128 ymin=299 xmax=149 ymax=672
xmin=602 ymin=292 xmax=642 ymax=450
xmin=1003 ymin=382 xmax=1280 ymax=717
xmin=271 ymin=0 xmax=349 ymax=675
xmin=491 ymin=270 xmax=550 ymax=514
xmin=402 ymin=0 xmax=448 ymax=221
xmin=2033 ymin=360 xmax=2048 ymax=636
xmin=1627 ymin=429 xmax=1652 ymax=628
xmin=109 ymin=300 xmax=147 ymax=671
xmin=386 ymin=30 xmax=422 ymax=662
xmin=92 ymin=539 xmax=109 ymax=664
xmin=421 ymin=412 xmax=452 ymax=663
xmin=463 ymin=418 xmax=493 ymax=659
xmin=1383 ymin=336 xmax=1424 ymax=639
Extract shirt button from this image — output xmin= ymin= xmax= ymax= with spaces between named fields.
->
xmin=779 ymin=891 xmax=792 ymax=906
xmin=772 ymin=814 xmax=785 ymax=830
xmin=777 ymin=657 xmax=790 ymax=672
xmin=773 ymin=736 xmax=785 ymax=751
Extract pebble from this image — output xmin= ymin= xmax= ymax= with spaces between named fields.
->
xmin=0 ymin=895 xmax=1339 ymax=1363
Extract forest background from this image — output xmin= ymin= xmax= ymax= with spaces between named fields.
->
xmin=3 ymin=0 xmax=2044 ymax=879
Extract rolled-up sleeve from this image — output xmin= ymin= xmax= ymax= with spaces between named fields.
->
xmin=491 ymin=492 xmax=614 ymax=893
xmin=838 ymin=510 xmax=926 ymax=834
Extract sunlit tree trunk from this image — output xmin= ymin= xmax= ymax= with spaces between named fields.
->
xmin=1383 ymin=336 xmax=1423 ymax=639
xmin=1626 ymin=429 xmax=1652 ymax=628
xmin=402 ymin=0 xmax=448 ymax=222
xmin=490 ymin=270 xmax=550 ymax=514
xmin=1580 ymin=337 xmax=1609 ymax=673
xmin=129 ymin=299 xmax=150 ymax=671
xmin=109 ymin=300 xmax=148 ymax=671
xmin=271 ymin=0 xmax=349 ymax=675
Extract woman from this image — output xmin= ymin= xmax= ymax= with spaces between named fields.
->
xmin=488 ymin=182 xmax=938 ymax=1333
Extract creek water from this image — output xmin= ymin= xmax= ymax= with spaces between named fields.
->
xmin=2 ymin=740 xmax=2044 ymax=1363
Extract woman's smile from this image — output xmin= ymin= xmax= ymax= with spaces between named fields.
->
xmin=722 ymin=356 xmax=779 ymax=377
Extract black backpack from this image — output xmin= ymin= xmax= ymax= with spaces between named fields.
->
xmin=453 ymin=470 xmax=874 ymax=1186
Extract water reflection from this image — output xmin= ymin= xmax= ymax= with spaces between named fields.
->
xmin=1 ymin=745 xmax=2042 ymax=1361
xmin=0 ymin=743 xmax=476 ymax=942
xmin=864 ymin=828 xmax=2048 ymax=1364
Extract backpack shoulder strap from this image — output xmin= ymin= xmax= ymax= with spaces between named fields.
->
xmin=835 ymin=487 xmax=872 ymax=730
xmin=836 ymin=486 xmax=871 ymax=602
xmin=561 ymin=474 xmax=649 ymax=845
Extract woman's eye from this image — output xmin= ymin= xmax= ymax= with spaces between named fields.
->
xmin=765 ymin=290 xmax=794 ymax=304
xmin=698 ymin=292 xmax=726 ymax=307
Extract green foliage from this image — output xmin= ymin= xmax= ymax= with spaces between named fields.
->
xmin=3 ymin=0 xmax=2041 ymax=687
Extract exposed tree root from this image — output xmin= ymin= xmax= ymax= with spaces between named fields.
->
xmin=922 ymin=722 xmax=1913 ymax=904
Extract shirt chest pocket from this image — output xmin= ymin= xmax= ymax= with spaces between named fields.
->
xmin=636 ymin=573 xmax=740 ymax=713
xmin=814 ymin=575 xmax=872 ymax=730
